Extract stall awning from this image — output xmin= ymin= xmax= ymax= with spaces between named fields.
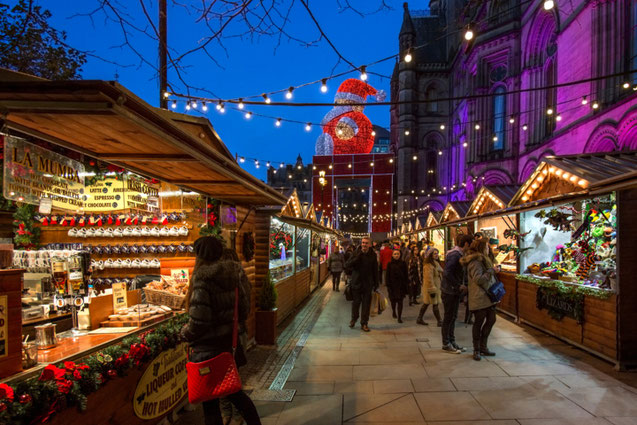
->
xmin=0 ymin=72 xmax=286 ymax=206
xmin=275 ymin=214 xmax=339 ymax=236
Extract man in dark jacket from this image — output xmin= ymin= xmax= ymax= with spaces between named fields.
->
xmin=345 ymin=237 xmax=379 ymax=332
xmin=440 ymin=234 xmax=473 ymax=353
xmin=327 ymin=248 xmax=345 ymax=291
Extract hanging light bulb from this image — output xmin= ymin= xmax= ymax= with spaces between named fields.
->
xmin=239 ymin=157 xmax=245 ymax=163
xmin=171 ymin=100 xmax=177 ymax=109
xmin=581 ymin=96 xmax=588 ymax=105
xmin=592 ymin=101 xmax=599 ymax=109
xmin=191 ymin=100 xmax=197 ymax=109
xmin=219 ymin=103 xmax=225 ymax=113
xmin=370 ymin=162 xmax=374 ymax=167
xmin=624 ymin=82 xmax=631 ymax=89
xmin=238 ymin=98 xmax=245 ymax=109
xmin=493 ymin=135 xmax=498 ymax=141
xmin=163 ymin=91 xmax=171 ymax=98
xmin=389 ymin=158 xmax=394 ymax=163
xmin=279 ymin=162 xmax=284 ymax=168
xmin=185 ymin=101 xmax=191 ymax=111
xmin=412 ymin=155 xmax=418 ymax=161
xmin=522 ymin=124 xmax=528 ymax=131
xmin=202 ymin=102 xmax=208 ymax=112
xmin=371 ymin=130 xmax=376 ymax=136
xmin=405 ymin=130 xmax=410 ymax=135
xmin=475 ymin=124 xmax=480 ymax=130
xmin=360 ymin=65 xmax=368 ymax=81
xmin=440 ymin=124 xmax=445 ymax=130
xmin=286 ymin=87 xmax=294 ymax=99
xmin=245 ymin=111 xmax=252 ymax=119
xmin=263 ymin=94 xmax=271 ymax=104
xmin=216 ymin=101 xmax=222 ymax=111
xmin=255 ymin=160 xmax=260 ymax=168
xmin=556 ymin=115 xmax=562 ymax=121
xmin=543 ymin=0 xmax=554 ymax=9
xmin=546 ymin=107 xmax=554 ymax=115
xmin=404 ymin=47 xmax=413 ymax=63
xmin=275 ymin=118 xmax=282 ymax=127
xmin=463 ymin=142 xmax=468 ymax=148
xmin=509 ymin=117 xmax=515 ymax=124
xmin=464 ymin=28 xmax=474 ymax=41
xmin=438 ymin=150 xmax=443 ymax=155
xmin=305 ymin=123 xmax=312 ymax=131
xmin=320 ymin=79 xmax=328 ymax=93
xmin=266 ymin=161 xmax=271 ymax=167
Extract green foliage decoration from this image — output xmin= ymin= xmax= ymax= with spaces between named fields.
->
xmin=516 ymin=274 xmax=613 ymax=300
xmin=13 ymin=203 xmax=40 ymax=249
xmin=257 ymin=271 xmax=278 ymax=311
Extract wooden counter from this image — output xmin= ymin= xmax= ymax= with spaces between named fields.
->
xmin=37 ymin=332 xmax=137 ymax=364
xmin=497 ymin=272 xmax=517 ymax=317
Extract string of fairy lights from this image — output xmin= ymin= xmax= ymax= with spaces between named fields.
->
xmin=163 ymin=0 xmax=559 ymax=110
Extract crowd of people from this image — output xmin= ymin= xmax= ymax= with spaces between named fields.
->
xmin=330 ymin=234 xmax=501 ymax=362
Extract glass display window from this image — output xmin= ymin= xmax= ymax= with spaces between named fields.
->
xmin=430 ymin=228 xmax=445 ymax=260
xmin=477 ymin=215 xmax=518 ymax=272
xmin=296 ymin=227 xmax=311 ymax=272
xmin=269 ymin=217 xmax=295 ymax=282
xmin=519 ymin=194 xmax=617 ymax=290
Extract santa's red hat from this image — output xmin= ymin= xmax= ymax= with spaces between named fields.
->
xmin=335 ymin=78 xmax=386 ymax=103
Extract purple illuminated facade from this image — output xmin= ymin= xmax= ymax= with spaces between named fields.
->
xmin=391 ymin=0 xmax=637 ymax=223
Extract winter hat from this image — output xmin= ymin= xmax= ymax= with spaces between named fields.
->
xmin=334 ymin=79 xmax=386 ymax=103
xmin=194 ymin=236 xmax=224 ymax=262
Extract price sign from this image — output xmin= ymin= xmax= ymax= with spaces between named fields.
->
xmin=112 ymin=282 xmax=128 ymax=312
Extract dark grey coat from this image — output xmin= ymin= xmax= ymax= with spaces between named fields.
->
xmin=344 ymin=249 xmax=379 ymax=291
xmin=181 ymin=260 xmax=251 ymax=358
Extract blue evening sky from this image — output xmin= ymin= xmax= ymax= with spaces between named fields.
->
xmin=39 ymin=1 xmax=407 ymax=181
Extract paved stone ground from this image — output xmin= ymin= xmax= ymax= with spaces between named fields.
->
xmin=176 ymin=280 xmax=637 ymax=425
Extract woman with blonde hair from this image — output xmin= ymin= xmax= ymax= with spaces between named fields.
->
xmin=417 ymin=248 xmax=443 ymax=326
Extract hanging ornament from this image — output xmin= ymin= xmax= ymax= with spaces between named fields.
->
xmin=19 ymin=393 xmax=32 ymax=404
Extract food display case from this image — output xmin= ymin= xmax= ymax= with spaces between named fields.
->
xmin=268 ymin=217 xmax=295 ymax=282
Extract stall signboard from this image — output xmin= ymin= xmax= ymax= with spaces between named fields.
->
xmin=3 ymin=137 xmax=161 ymax=212
xmin=83 ymin=178 xmax=126 ymax=211
xmin=536 ymin=286 xmax=584 ymax=323
xmin=112 ymin=282 xmax=128 ymax=312
xmin=3 ymin=137 xmax=85 ymax=210
xmin=0 ymin=295 xmax=7 ymax=358
xmin=134 ymin=343 xmax=188 ymax=419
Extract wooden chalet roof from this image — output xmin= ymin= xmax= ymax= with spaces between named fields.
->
xmin=0 ymin=72 xmax=286 ymax=206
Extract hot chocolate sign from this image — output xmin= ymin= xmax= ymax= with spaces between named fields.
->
xmin=3 ymin=137 xmax=85 ymax=211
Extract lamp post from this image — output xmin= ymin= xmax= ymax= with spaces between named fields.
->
xmin=318 ymin=171 xmax=326 ymax=214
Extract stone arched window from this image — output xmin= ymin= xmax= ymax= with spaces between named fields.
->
xmin=425 ymin=83 xmax=440 ymax=113
xmin=492 ymin=85 xmax=506 ymax=151
xmin=545 ymin=57 xmax=557 ymax=136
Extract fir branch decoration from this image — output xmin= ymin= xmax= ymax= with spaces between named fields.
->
xmin=13 ymin=203 xmax=40 ymax=249
xmin=516 ymin=274 xmax=613 ymax=300
xmin=258 ymin=272 xmax=277 ymax=311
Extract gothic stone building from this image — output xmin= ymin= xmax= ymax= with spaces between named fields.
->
xmin=267 ymin=154 xmax=313 ymax=205
xmin=391 ymin=0 xmax=637 ymax=223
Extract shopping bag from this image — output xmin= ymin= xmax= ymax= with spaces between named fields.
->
xmin=370 ymin=292 xmax=379 ymax=316
xmin=377 ymin=291 xmax=387 ymax=314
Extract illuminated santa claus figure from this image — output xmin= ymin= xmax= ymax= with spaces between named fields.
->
xmin=315 ymin=78 xmax=385 ymax=155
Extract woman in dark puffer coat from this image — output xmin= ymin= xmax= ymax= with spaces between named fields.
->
xmin=385 ymin=249 xmax=409 ymax=323
xmin=181 ymin=236 xmax=261 ymax=425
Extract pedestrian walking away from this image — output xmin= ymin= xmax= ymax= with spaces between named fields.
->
xmin=385 ymin=249 xmax=409 ymax=323
xmin=180 ymin=237 xmax=262 ymax=425
xmin=407 ymin=245 xmax=421 ymax=306
xmin=345 ymin=237 xmax=380 ymax=332
xmin=440 ymin=234 xmax=473 ymax=354
xmin=327 ymin=247 xmax=345 ymax=291
xmin=379 ymin=241 xmax=393 ymax=286
xmin=417 ymin=248 xmax=443 ymax=326
xmin=461 ymin=238 xmax=500 ymax=361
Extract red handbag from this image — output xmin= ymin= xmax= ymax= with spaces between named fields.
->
xmin=186 ymin=286 xmax=242 ymax=403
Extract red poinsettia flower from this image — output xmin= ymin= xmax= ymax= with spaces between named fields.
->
xmin=39 ymin=365 xmax=66 ymax=381
xmin=63 ymin=361 xmax=76 ymax=371
xmin=73 ymin=370 xmax=82 ymax=381
xmin=75 ymin=363 xmax=89 ymax=370
xmin=0 ymin=383 xmax=14 ymax=402
xmin=56 ymin=379 xmax=73 ymax=394
xmin=114 ymin=353 xmax=130 ymax=369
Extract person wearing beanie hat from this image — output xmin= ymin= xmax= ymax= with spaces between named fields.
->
xmin=315 ymin=78 xmax=386 ymax=155
xmin=181 ymin=237 xmax=262 ymax=425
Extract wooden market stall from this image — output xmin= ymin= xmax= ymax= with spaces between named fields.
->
xmin=255 ymin=190 xmax=338 ymax=327
xmin=0 ymin=71 xmax=286 ymax=424
xmin=440 ymin=201 xmax=473 ymax=251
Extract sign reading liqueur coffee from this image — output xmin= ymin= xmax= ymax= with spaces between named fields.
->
xmin=3 ymin=137 xmax=85 ymax=210
xmin=134 ymin=343 xmax=188 ymax=419
xmin=536 ymin=286 xmax=584 ymax=324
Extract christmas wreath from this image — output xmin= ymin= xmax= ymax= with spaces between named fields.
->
xmin=269 ymin=228 xmax=292 ymax=258
xmin=242 ymin=232 xmax=255 ymax=261
xmin=0 ymin=315 xmax=187 ymax=425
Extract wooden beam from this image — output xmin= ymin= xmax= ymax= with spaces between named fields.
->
xmin=170 ymin=180 xmax=237 ymax=185
xmin=98 ymin=154 xmax=196 ymax=162
xmin=0 ymin=100 xmax=113 ymax=112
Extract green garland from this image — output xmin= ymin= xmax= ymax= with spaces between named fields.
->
xmin=0 ymin=314 xmax=188 ymax=425
xmin=516 ymin=274 xmax=613 ymax=300
xmin=13 ymin=203 xmax=41 ymax=249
